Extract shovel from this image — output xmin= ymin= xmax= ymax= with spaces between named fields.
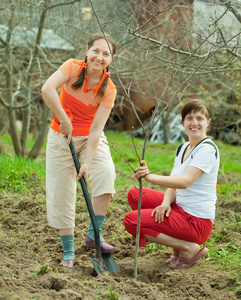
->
xmin=69 ymin=138 xmax=120 ymax=275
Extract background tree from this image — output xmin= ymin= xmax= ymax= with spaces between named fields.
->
xmin=0 ymin=0 xmax=240 ymax=153
xmin=0 ymin=0 xmax=82 ymax=158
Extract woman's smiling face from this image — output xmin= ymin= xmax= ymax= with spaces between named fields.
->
xmin=183 ymin=110 xmax=211 ymax=140
xmin=86 ymin=38 xmax=113 ymax=72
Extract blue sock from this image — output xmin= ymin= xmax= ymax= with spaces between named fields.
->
xmin=61 ymin=235 xmax=75 ymax=261
xmin=87 ymin=215 xmax=105 ymax=242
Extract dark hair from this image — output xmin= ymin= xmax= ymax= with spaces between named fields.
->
xmin=71 ymin=33 xmax=117 ymax=96
xmin=181 ymin=99 xmax=211 ymax=122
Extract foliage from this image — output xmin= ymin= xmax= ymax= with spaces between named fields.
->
xmin=27 ymin=263 xmax=51 ymax=278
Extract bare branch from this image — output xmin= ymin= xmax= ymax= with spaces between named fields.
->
xmin=0 ymin=91 xmax=41 ymax=109
xmin=0 ymin=36 xmax=9 ymax=47
xmin=103 ymin=141 xmax=135 ymax=173
xmin=132 ymin=0 xmax=178 ymax=34
xmin=131 ymin=133 xmax=141 ymax=165
xmin=48 ymin=0 xmax=82 ymax=10
xmin=143 ymin=30 xmax=241 ymax=143
xmin=37 ymin=45 xmax=58 ymax=70
xmin=219 ymin=0 xmax=241 ymax=23
xmin=131 ymin=31 xmax=221 ymax=59
xmin=89 ymin=0 xmax=146 ymax=133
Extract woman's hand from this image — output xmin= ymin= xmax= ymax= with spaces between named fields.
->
xmin=134 ymin=160 xmax=150 ymax=180
xmin=77 ymin=163 xmax=89 ymax=186
xmin=151 ymin=204 xmax=172 ymax=223
xmin=60 ymin=119 xmax=73 ymax=144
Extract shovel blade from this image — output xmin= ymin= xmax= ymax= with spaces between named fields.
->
xmin=89 ymin=253 xmax=120 ymax=275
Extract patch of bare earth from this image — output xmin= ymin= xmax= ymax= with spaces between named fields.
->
xmin=0 ymin=176 xmax=240 ymax=299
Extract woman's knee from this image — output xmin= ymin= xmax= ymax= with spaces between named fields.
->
xmin=124 ymin=212 xmax=136 ymax=231
xmin=127 ymin=187 xmax=139 ymax=209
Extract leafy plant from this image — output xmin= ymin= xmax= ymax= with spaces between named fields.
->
xmin=27 ymin=263 xmax=50 ymax=278
xmin=144 ymin=243 xmax=165 ymax=254
xmin=97 ymin=289 xmax=121 ymax=300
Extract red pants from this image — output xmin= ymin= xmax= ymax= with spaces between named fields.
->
xmin=124 ymin=188 xmax=213 ymax=247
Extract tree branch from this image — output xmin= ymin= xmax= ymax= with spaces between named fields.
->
xmin=219 ymin=0 xmax=241 ymax=23
xmin=103 ymin=141 xmax=135 ymax=173
xmin=48 ymin=0 xmax=82 ymax=10
xmin=132 ymin=0 xmax=178 ymax=34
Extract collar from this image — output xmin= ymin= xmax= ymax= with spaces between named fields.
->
xmin=77 ymin=61 xmax=109 ymax=93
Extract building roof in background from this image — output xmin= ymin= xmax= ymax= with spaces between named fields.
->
xmin=0 ymin=24 xmax=75 ymax=50
xmin=0 ymin=0 xmax=240 ymax=50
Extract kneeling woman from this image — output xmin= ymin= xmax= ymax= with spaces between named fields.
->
xmin=124 ymin=99 xmax=220 ymax=268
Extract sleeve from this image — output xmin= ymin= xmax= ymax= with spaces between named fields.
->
xmin=99 ymin=82 xmax=117 ymax=108
xmin=59 ymin=59 xmax=74 ymax=80
xmin=190 ymin=144 xmax=217 ymax=174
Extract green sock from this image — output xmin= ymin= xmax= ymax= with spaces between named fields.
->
xmin=87 ymin=215 xmax=105 ymax=242
xmin=60 ymin=235 xmax=75 ymax=261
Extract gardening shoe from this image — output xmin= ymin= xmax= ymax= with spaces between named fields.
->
xmin=60 ymin=258 xmax=75 ymax=268
xmin=166 ymin=248 xmax=180 ymax=264
xmin=169 ymin=247 xmax=208 ymax=269
xmin=85 ymin=236 xmax=116 ymax=253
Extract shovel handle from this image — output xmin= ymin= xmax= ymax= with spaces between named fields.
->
xmin=69 ymin=138 xmax=101 ymax=254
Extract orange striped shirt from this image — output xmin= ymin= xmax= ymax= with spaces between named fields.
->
xmin=50 ymin=59 xmax=116 ymax=136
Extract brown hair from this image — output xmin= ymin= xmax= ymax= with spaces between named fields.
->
xmin=181 ymin=99 xmax=211 ymax=122
xmin=71 ymin=33 xmax=117 ymax=96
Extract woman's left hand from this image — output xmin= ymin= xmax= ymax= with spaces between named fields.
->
xmin=151 ymin=204 xmax=172 ymax=223
xmin=77 ymin=163 xmax=89 ymax=186
xmin=134 ymin=160 xmax=150 ymax=179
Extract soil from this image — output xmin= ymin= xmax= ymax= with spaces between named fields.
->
xmin=0 ymin=172 xmax=241 ymax=300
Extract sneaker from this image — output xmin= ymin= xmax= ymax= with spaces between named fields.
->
xmin=60 ymin=258 xmax=75 ymax=268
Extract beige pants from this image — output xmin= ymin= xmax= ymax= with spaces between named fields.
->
xmin=46 ymin=128 xmax=116 ymax=229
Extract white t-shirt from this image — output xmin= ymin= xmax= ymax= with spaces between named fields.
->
xmin=170 ymin=139 xmax=220 ymax=219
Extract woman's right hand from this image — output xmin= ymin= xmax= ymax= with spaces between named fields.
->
xmin=151 ymin=204 xmax=172 ymax=223
xmin=60 ymin=119 xmax=73 ymax=144
xmin=134 ymin=160 xmax=150 ymax=179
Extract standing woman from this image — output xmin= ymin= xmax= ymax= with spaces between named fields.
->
xmin=41 ymin=33 xmax=117 ymax=267
xmin=124 ymin=99 xmax=220 ymax=268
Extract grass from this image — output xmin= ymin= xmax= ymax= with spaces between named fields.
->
xmin=106 ymin=131 xmax=176 ymax=174
xmin=215 ymin=141 xmax=241 ymax=173
xmin=0 ymin=153 xmax=45 ymax=193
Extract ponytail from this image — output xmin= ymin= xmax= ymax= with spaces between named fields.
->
xmin=98 ymin=66 xmax=110 ymax=97
xmin=71 ymin=57 xmax=87 ymax=90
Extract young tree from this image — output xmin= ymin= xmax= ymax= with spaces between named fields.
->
xmin=89 ymin=0 xmax=241 ymax=277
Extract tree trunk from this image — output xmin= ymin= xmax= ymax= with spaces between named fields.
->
xmin=21 ymin=106 xmax=31 ymax=157
xmin=5 ymin=2 xmax=21 ymax=155
xmin=21 ymin=0 xmax=51 ymax=157
xmin=0 ymin=120 xmax=9 ymax=154
xmin=28 ymin=107 xmax=51 ymax=159
xmin=162 ymin=114 xmax=170 ymax=144
xmin=8 ymin=109 xmax=21 ymax=155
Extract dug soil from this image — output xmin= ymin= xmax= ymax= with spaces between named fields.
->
xmin=0 ymin=172 xmax=241 ymax=300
